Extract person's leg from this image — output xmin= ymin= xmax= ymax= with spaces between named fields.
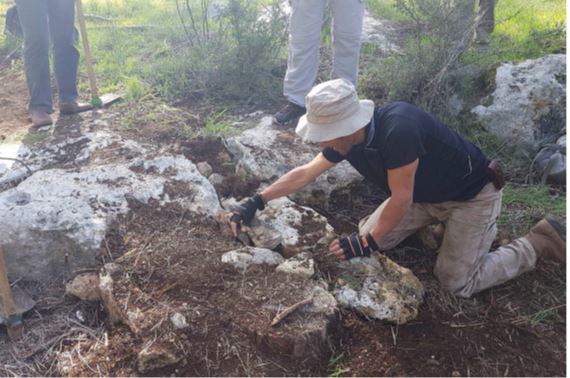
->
xmin=14 ymin=0 xmax=52 ymax=113
xmin=474 ymin=0 xmax=497 ymax=44
xmin=47 ymin=0 xmax=79 ymax=104
xmin=330 ymin=0 xmax=365 ymax=85
xmin=282 ymin=0 xmax=326 ymax=107
xmin=359 ymin=199 xmax=435 ymax=250
xmin=434 ymin=183 xmax=536 ymax=298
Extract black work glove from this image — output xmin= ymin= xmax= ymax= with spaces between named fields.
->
xmin=230 ymin=194 xmax=265 ymax=227
xmin=339 ymin=233 xmax=379 ymax=260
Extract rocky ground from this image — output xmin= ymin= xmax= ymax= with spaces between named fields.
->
xmin=0 ymin=11 xmax=566 ymax=377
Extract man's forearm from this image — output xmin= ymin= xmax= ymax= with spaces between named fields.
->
xmin=260 ymin=166 xmax=315 ymax=202
xmin=369 ymin=197 xmax=411 ymax=246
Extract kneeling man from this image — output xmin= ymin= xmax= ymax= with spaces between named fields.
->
xmin=230 ymin=79 xmax=565 ymax=298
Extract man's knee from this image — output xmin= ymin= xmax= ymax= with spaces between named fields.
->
xmin=434 ymin=262 xmax=473 ymax=298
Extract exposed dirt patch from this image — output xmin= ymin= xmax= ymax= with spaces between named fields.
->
xmin=52 ymin=201 xmax=335 ymax=376
xmin=0 ymin=67 xmax=30 ymax=136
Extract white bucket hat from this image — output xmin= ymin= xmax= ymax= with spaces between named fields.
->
xmin=295 ymin=78 xmax=374 ymax=143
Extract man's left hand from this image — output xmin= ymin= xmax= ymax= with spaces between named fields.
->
xmin=328 ymin=233 xmax=379 ymax=260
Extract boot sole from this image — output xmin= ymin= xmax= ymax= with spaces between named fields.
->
xmin=31 ymin=119 xmax=53 ymax=129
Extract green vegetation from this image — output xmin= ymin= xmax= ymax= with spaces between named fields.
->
xmin=528 ymin=304 xmax=565 ymax=327
xmin=464 ymin=0 xmax=566 ymax=64
xmin=367 ymin=0 xmax=565 ymax=63
xmin=202 ymin=109 xmax=236 ymax=137
xmin=0 ymin=0 xmax=287 ymax=103
xmin=366 ymin=0 xmax=408 ymax=22
xmin=361 ymin=0 xmax=566 ymax=110
xmin=499 ymin=184 xmax=566 ymax=236
xmin=0 ymin=1 xmax=20 ymax=60
xmin=79 ymin=0 xmax=287 ymax=102
xmin=328 ymin=352 xmax=350 ymax=378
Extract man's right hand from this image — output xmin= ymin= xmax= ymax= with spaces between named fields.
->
xmin=229 ymin=194 xmax=265 ymax=237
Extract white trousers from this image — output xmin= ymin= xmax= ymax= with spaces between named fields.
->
xmin=284 ymin=0 xmax=365 ymax=106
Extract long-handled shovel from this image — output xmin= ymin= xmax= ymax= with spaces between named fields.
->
xmin=75 ymin=0 xmax=122 ymax=108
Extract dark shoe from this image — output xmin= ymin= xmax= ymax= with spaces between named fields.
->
xmin=273 ymin=101 xmax=306 ymax=125
xmin=526 ymin=216 xmax=566 ymax=263
xmin=30 ymin=111 xmax=53 ymax=128
xmin=59 ymin=100 xmax=93 ymax=115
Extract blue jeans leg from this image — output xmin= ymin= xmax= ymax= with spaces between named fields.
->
xmin=15 ymin=0 xmax=52 ymax=113
xmin=48 ymin=0 xmax=79 ymax=103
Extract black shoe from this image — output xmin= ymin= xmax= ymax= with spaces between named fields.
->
xmin=273 ymin=102 xmax=306 ymax=125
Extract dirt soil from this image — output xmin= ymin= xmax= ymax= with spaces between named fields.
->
xmin=0 ymin=59 xmax=566 ymax=377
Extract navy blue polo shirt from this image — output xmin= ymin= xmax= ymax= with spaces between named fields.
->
xmin=322 ymin=102 xmax=490 ymax=203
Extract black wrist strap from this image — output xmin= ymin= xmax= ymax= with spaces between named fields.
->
xmin=253 ymin=194 xmax=265 ymax=210
xmin=365 ymin=233 xmax=379 ymax=252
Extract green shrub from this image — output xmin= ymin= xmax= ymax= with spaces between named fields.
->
xmin=360 ymin=0 xmax=476 ymax=113
xmin=149 ymin=0 xmax=288 ymax=101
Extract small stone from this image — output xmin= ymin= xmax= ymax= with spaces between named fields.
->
xmin=75 ymin=310 xmax=86 ymax=323
xmin=221 ymin=247 xmax=284 ymax=269
xmin=208 ymin=173 xmax=224 ymax=186
xmin=427 ymin=358 xmax=440 ymax=366
xmin=65 ymin=273 xmax=100 ymax=301
xmin=247 ymin=221 xmax=282 ymax=249
xmin=170 ymin=312 xmax=189 ymax=329
xmin=103 ymin=262 xmax=122 ymax=276
xmin=196 ymin=161 xmax=213 ymax=177
xmin=137 ymin=343 xmax=180 ymax=373
xmin=275 ymin=253 xmax=315 ymax=279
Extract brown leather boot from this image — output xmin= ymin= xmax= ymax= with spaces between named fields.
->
xmin=30 ymin=111 xmax=53 ymax=128
xmin=59 ymin=100 xmax=93 ymax=115
xmin=526 ymin=216 xmax=566 ymax=263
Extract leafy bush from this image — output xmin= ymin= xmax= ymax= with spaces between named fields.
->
xmin=361 ymin=0 xmax=476 ymax=114
xmin=149 ymin=0 xmax=288 ymax=101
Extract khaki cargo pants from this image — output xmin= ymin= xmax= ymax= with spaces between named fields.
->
xmin=359 ymin=183 xmax=536 ymax=298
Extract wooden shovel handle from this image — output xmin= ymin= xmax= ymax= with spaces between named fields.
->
xmin=75 ymin=0 xmax=99 ymax=98
xmin=0 ymin=246 xmax=18 ymax=319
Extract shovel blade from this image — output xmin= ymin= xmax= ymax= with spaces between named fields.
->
xmin=0 ymin=285 xmax=35 ymax=325
xmin=100 ymin=92 xmax=123 ymax=107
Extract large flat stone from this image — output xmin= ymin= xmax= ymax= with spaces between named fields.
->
xmin=472 ymin=54 xmax=566 ymax=149
xmin=334 ymin=254 xmax=424 ymax=324
xmin=224 ymin=117 xmax=362 ymax=208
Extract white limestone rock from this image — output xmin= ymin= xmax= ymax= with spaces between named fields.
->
xmin=224 ymin=117 xmax=362 ymax=208
xmin=472 ymin=54 xmax=566 ymax=149
xmin=221 ymin=247 xmax=284 ymax=269
xmin=0 ymin=154 xmax=220 ymax=280
xmin=170 ymin=312 xmax=189 ymax=330
xmin=334 ymin=254 xmax=424 ymax=324
xmin=276 ymin=252 xmax=315 ymax=279
xmin=222 ymin=196 xmax=335 ymax=251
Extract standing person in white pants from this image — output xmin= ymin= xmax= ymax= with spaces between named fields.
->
xmin=273 ymin=0 xmax=365 ymax=125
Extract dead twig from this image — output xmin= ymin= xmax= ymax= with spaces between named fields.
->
xmin=270 ymin=295 xmax=313 ymax=327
